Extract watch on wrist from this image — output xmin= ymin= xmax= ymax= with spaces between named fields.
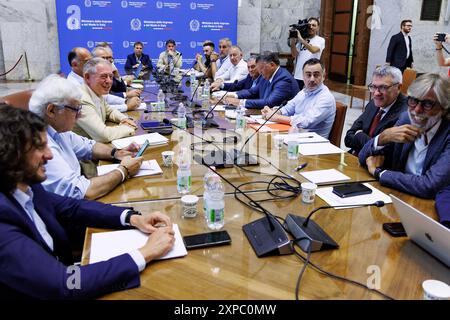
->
xmin=110 ymin=147 xmax=117 ymax=160
xmin=125 ymin=210 xmax=142 ymax=226
xmin=374 ymin=167 xmax=384 ymax=180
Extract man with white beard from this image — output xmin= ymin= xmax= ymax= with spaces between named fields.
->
xmin=358 ymin=73 xmax=450 ymax=199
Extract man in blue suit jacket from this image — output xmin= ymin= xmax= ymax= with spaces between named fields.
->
xmin=386 ymin=20 xmax=414 ymax=73
xmin=359 ymin=73 xmax=450 ymax=199
xmin=211 ymin=56 xmax=261 ymax=92
xmin=224 ymin=52 xmax=299 ymax=109
xmin=435 ymin=186 xmax=450 ymax=229
xmin=0 ymin=105 xmax=175 ymax=299
xmin=124 ymin=41 xmax=153 ymax=78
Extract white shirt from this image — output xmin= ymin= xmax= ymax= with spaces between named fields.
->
xmin=67 ymin=71 xmax=128 ymax=113
xmin=214 ymin=56 xmax=233 ymax=80
xmin=403 ymin=32 xmax=411 ymax=59
xmin=294 ymin=35 xmax=325 ymax=81
xmin=215 ymin=59 xmax=248 ymax=83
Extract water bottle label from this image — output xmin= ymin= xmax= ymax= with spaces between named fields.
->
xmin=236 ymin=117 xmax=246 ymax=129
xmin=177 ymin=175 xmax=192 ymax=189
xmin=178 ymin=118 xmax=187 ymax=129
xmin=288 ymin=144 xmax=299 ymax=157
xmin=208 ymin=208 xmax=224 ymax=223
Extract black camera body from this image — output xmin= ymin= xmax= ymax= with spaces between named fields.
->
xmin=289 ymin=19 xmax=310 ymax=39
xmin=436 ymin=33 xmax=446 ymax=42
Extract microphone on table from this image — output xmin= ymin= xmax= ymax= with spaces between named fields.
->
xmin=285 ymin=201 xmax=385 ymax=253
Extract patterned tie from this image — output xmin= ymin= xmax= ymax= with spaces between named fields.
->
xmin=369 ymin=109 xmax=385 ymax=137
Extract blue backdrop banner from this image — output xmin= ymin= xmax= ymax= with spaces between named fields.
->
xmin=56 ymin=0 xmax=238 ymax=76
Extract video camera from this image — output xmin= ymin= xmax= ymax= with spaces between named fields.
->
xmin=289 ymin=19 xmax=310 ymax=39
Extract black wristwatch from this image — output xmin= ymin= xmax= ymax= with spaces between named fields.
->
xmin=125 ymin=210 xmax=142 ymax=226
xmin=374 ymin=167 xmax=384 ymax=181
xmin=110 ymin=147 xmax=117 ymax=160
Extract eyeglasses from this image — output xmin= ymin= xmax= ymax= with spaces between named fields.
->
xmin=219 ymin=46 xmax=228 ymax=49
xmin=407 ymin=96 xmax=437 ymax=111
xmin=367 ymin=83 xmax=399 ymax=93
xmin=63 ymin=105 xmax=82 ymax=115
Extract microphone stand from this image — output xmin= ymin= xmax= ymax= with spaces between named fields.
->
xmin=285 ymin=201 xmax=385 ymax=252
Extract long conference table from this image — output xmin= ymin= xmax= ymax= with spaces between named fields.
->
xmin=82 ymin=79 xmax=450 ymax=300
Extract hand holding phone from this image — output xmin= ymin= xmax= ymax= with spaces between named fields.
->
xmin=135 ymin=140 xmax=149 ymax=157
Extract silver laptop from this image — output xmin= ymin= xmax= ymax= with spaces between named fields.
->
xmin=391 ymin=194 xmax=450 ymax=267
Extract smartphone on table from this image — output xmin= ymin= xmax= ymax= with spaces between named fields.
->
xmin=183 ymin=231 xmax=231 ymax=250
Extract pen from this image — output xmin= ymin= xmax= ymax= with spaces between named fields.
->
xmin=294 ymin=163 xmax=308 ymax=171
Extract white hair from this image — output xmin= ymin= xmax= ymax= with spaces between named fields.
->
xmin=83 ymin=57 xmax=112 ymax=76
xmin=372 ymin=65 xmax=403 ymax=84
xmin=29 ymin=74 xmax=82 ymax=118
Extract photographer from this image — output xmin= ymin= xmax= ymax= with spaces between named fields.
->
xmin=290 ymin=17 xmax=325 ymax=90
xmin=433 ymin=33 xmax=450 ymax=76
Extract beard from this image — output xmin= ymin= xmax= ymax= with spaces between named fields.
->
xmin=23 ymin=161 xmax=47 ymax=185
xmin=408 ymin=109 xmax=442 ymax=131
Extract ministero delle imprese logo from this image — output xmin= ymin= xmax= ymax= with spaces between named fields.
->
xmin=190 ymin=2 xmax=197 ymax=10
xmin=190 ymin=41 xmax=197 ymax=49
xmin=130 ymin=18 xmax=142 ymax=31
xmin=190 ymin=19 xmax=200 ymax=32
xmin=156 ymin=1 xmax=163 ymax=9
xmin=84 ymin=0 xmax=92 ymax=7
xmin=157 ymin=41 xmax=164 ymax=48
xmin=87 ymin=41 xmax=95 ymax=49
xmin=123 ymin=41 xmax=130 ymax=48
xmin=66 ymin=5 xmax=81 ymax=30
xmin=121 ymin=1 xmax=128 ymax=8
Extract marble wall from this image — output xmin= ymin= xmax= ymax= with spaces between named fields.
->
xmin=367 ymin=0 xmax=450 ymax=83
xmin=0 ymin=0 xmax=60 ymax=81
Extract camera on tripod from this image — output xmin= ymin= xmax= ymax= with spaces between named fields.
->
xmin=289 ymin=19 xmax=310 ymax=39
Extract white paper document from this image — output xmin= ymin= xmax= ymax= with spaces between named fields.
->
xmin=112 ymin=132 xmax=168 ymax=149
xmin=97 ymin=160 xmax=163 ymax=177
xmin=89 ymin=224 xmax=187 ymax=264
xmin=283 ymin=132 xmax=329 ymax=144
xmin=315 ymin=183 xmax=392 ymax=209
xmin=300 ymin=169 xmax=351 ymax=184
xmin=298 ymin=142 xmax=344 ymax=155
xmin=246 ymin=115 xmax=275 ymax=125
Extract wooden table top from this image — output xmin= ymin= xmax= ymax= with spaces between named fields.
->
xmin=83 ymin=82 xmax=449 ymax=300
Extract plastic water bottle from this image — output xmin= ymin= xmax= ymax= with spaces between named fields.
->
xmin=177 ymin=147 xmax=191 ymax=194
xmin=235 ymin=105 xmax=246 ymax=131
xmin=157 ymin=89 xmax=165 ymax=111
xmin=205 ymin=174 xmax=225 ymax=230
xmin=203 ymin=166 xmax=217 ymax=221
xmin=177 ymin=103 xmax=187 ymax=129
xmin=203 ymin=79 xmax=210 ymax=99
xmin=190 ymin=73 xmax=196 ymax=86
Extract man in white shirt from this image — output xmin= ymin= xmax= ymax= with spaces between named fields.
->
xmin=213 ymin=38 xmax=233 ymax=80
xmin=211 ymin=46 xmax=248 ymax=88
xmin=290 ymin=17 xmax=325 ymax=90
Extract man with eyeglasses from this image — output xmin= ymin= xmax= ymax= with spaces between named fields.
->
xmin=210 ymin=46 xmax=248 ymax=86
xmin=29 ymin=75 xmax=143 ymax=200
xmin=73 ymin=58 xmax=137 ymax=143
xmin=359 ymin=73 xmax=450 ymax=199
xmin=68 ymin=46 xmax=141 ymax=113
xmin=345 ymin=66 xmax=407 ymax=155
xmin=213 ymin=38 xmax=233 ymax=80
xmin=386 ymin=20 xmax=414 ymax=74
xmin=211 ymin=56 xmax=261 ymax=93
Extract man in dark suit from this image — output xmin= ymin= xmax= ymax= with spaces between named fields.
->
xmin=0 ymin=105 xmax=175 ymax=299
xmin=211 ymin=56 xmax=261 ymax=92
xmin=124 ymin=41 xmax=153 ymax=79
xmin=359 ymin=73 xmax=450 ymax=199
xmin=386 ymin=20 xmax=414 ymax=73
xmin=224 ymin=52 xmax=299 ymax=109
xmin=345 ymin=66 xmax=407 ymax=155
xmin=435 ymin=186 xmax=450 ymax=229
